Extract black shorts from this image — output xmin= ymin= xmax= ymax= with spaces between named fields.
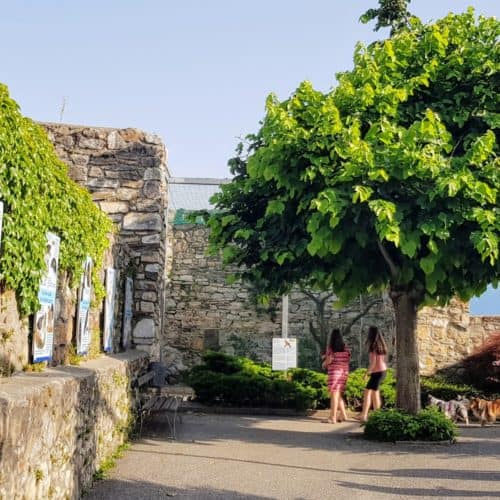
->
xmin=366 ymin=371 xmax=386 ymax=390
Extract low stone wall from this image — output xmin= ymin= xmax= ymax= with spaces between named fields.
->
xmin=0 ymin=350 xmax=147 ymax=500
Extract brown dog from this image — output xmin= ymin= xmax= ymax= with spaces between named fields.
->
xmin=469 ymin=397 xmax=500 ymax=426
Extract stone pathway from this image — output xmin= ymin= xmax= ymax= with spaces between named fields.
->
xmin=85 ymin=412 xmax=500 ymax=499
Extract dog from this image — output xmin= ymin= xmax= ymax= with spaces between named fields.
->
xmin=427 ymin=394 xmax=469 ymax=425
xmin=469 ymin=397 xmax=500 ymax=426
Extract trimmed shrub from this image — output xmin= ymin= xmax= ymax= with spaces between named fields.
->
xmin=420 ymin=376 xmax=479 ymax=402
xmin=364 ymin=407 xmax=457 ymax=442
xmin=184 ymin=351 xmax=326 ymax=411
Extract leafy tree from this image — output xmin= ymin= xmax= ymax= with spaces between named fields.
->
xmin=207 ymin=10 xmax=499 ymax=413
xmin=360 ymin=0 xmax=412 ymax=34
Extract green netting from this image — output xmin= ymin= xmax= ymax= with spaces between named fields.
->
xmin=172 ymin=209 xmax=207 ymax=225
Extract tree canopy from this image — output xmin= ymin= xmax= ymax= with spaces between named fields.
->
xmin=206 ymin=8 xmax=499 ymax=413
xmin=208 ymin=9 xmax=499 ymax=311
xmin=360 ymin=0 xmax=412 ymax=34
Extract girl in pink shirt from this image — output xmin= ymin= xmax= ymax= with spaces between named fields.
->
xmin=322 ymin=328 xmax=350 ymax=423
xmin=360 ymin=326 xmax=388 ymax=422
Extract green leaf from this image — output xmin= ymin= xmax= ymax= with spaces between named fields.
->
xmin=420 ymin=255 xmax=437 ymax=275
xmin=265 ymin=200 xmax=285 ymax=216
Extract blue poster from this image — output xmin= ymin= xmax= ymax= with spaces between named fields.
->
xmin=33 ymin=232 xmax=60 ymax=362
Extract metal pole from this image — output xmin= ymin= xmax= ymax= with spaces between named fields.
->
xmin=281 ymin=295 xmax=289 ymax=339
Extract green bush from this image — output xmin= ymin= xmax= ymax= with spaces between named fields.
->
xmin=363 ymin=407 xmax=457 ymax=442
xmin=344 ymin=368 xmax=396 ymax=410
xmin=184 ymin=351 xmax=327 ymax=411
xmin=420 ymin=376 xmax=480 ymax=402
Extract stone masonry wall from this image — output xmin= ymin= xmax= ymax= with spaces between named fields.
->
xmin=0 ymin=350 xmax=147 ymax=500
xmin=163 ymin=224 xmax=397 ymax=371
xmin=0 ymin=290 xmax=29 ymax=375
xmin=164 ymin=223 xmax=498 ymax=375
xmin=43 ymin=123 xmax=169 ymax=359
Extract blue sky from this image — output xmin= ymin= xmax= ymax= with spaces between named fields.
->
xmin=1 ymin=1 xmax=498 ymax=314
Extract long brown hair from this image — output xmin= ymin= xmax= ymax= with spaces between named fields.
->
xmin=366 ymin=326 xmax=387 ymax=355
xmin=329 ymin=328 xmax=346 ymax=353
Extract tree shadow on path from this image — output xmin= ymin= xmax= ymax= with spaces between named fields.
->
xmin=142 ymin=412 xmax=500 ymax=459
xmin=84 ymin=478 xmax=274 ymax=499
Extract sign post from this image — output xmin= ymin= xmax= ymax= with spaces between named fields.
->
xmin=76 ymin=257 xmax=93 ymax=355
xmin=103 ymin=268 xmax=116 ymax=353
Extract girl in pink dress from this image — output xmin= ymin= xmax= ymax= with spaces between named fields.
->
xmin=322 ymin=328 xmax=350 ymax=423
xmin=360 ymin=325 xmax=388 ymax=422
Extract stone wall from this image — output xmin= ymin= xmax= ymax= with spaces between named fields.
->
xmin=164 ymin=222 xmax=498 ymax=375
xmin=0 ymin=350 xmax=147 ymax=500
xmin=0 ymin=290 xmax=29 ymax=375
xmin=417 ymin=302 xmax=500 ymax=375
xmin=43 ymin=123 xmax=169 ymax=358
xmin=163 ymin=224 xmax=397 ymax=371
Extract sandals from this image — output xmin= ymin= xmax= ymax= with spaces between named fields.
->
xmin=321 ymin=418 xmax=337 ymax=424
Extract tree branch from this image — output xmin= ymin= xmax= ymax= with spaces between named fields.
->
xmin=341 ymin=297 xmax=382 ymax=336
xmin=377 ymin=240 xmax=399 ymax=278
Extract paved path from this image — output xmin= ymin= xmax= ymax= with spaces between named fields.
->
xmin=85 ymin=411 xmax=500 ymax=500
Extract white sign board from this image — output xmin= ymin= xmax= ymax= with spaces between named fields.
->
xmin=76 ymin=257 xmax=92 ymax=355
xmin=33 ymin=232 xmax=60 ymax=362
xmin=122 ymin=277 xmax=133 ymax=349
xmin=272 ymin=338 xmax=297 ymax=370
xmin=103 ymin=268 xmax=116 ymax=353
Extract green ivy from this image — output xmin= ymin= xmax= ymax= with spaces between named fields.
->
xmin=0 ymin=83 xmax=113 ymax=315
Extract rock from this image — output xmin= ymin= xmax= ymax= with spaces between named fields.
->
xmin=123 ymin=213 xmax=162 ymax=231
xmin=107 ymin=130 xmax=127 ymax=150
xmin=133 ymin=318 xmax=155 ymax=339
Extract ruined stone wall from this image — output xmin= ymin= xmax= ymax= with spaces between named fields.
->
xmin=43 ymin=123 xmax=169 ymax=358
xmin=163 ymin=224 xmax=396 ymax=371
xmin=163 ymin=224 xmax=280 ymax=370
xmin=0 ymin=350 xmax=147 ymax=500
xmin=164 ymin=223 xmax=498 ymax=375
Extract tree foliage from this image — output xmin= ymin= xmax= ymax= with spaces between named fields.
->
xmin=0 ymin=84 xmax=113 ymax=314
xmin=360 ymin=0 xmax=412 ymax=34
xmin=208 ymin=9 xmax=499 ymax=309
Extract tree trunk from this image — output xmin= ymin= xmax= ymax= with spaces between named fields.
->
xmin=391 ymin=290 xmax=421 ymax=414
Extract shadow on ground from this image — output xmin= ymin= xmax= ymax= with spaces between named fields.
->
xmin=141 ymin=412 xmax=500 ymax=459
xmin=85 ymin=478 xmax=274 ymax=499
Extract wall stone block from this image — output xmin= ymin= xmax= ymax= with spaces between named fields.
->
xmin=123 ymin=212 xmax=162 ymax=231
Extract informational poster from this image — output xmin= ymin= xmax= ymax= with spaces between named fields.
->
xmin=122 ymin=277 xmax=133 ymax=350
xmin=33 ymin=232 xmax=60 ymax=362
xmin=103 ymin=268 xmax=116 ymax=353
xmin=272 ymin=338 xmax=297 ymax=371
xmin=0 ymin=201 xmax=4 ymax=252
xmin=76 ymin=256 xmax=92 ymax=355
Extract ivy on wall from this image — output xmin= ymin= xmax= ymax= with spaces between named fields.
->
xmin=0 ymin=83 xmax=113 ymax=315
